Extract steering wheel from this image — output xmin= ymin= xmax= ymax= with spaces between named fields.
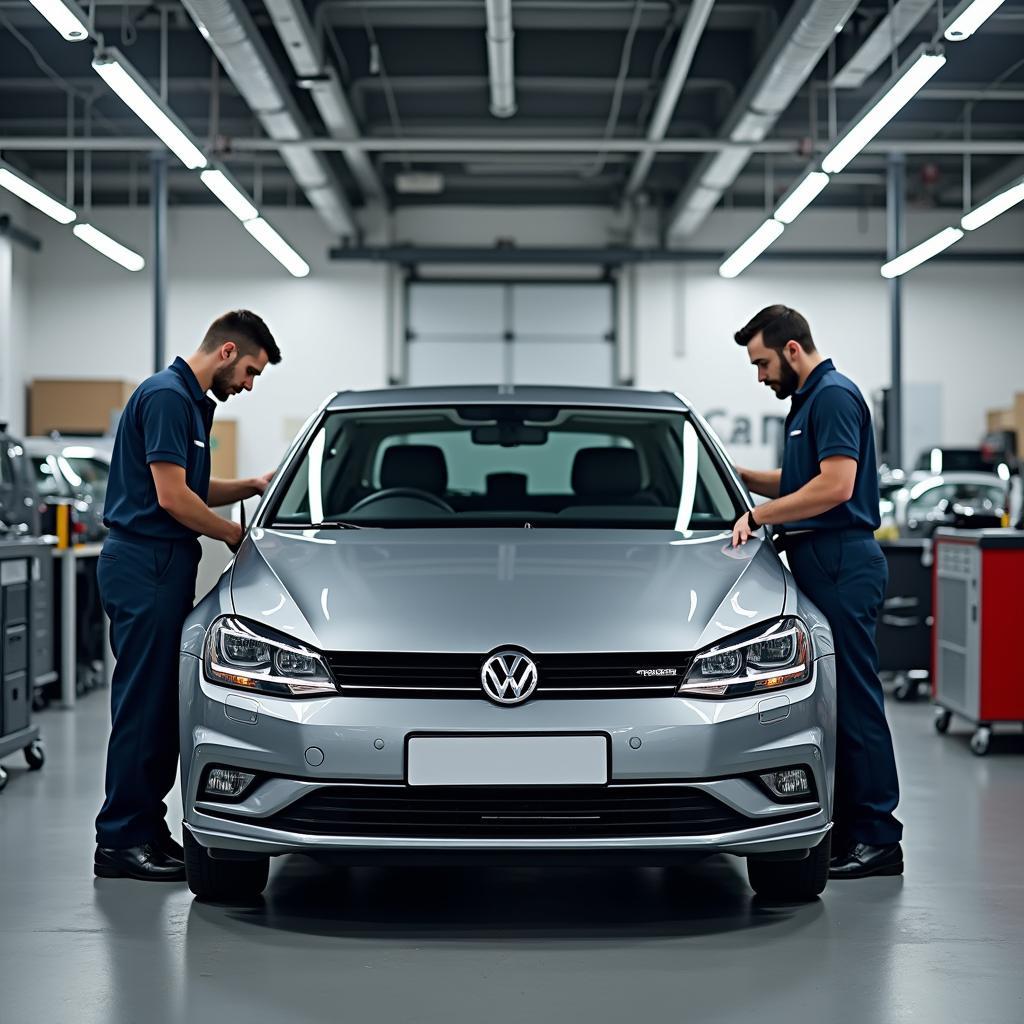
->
xmin=348 ymin=487 xmax=455 ymax=514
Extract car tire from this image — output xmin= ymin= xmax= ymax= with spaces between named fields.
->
xmin=747 ymin=833 xmax=831 ymax=902
xmin=184 ymin=829 xmax=270 ymax=902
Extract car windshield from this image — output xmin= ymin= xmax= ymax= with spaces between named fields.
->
xmin=269 ymin=405 xmax=741 ymax=530
xmin=31 ymin=456 xmax=71 ymax=498
xmin=62 ymin=455 xmax=109 ymax=498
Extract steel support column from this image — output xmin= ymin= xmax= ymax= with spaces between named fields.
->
xmin=887 ymin=153 xmax=905 ymax=471
xmin=152 ymin=154 xmax=167 ymax=374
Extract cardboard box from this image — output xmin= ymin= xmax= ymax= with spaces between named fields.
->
xmin=986 ymin=409 xmax=1016 ymax=433
xmin=29 ymin=379 xmax=136 ymax=436
xmin=209 ymin=419 xmax=237 ymax=479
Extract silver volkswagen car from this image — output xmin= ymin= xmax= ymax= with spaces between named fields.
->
xmin=180 ymin=387 xmax=836 ymax=902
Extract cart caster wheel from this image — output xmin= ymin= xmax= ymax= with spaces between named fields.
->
xmin=894 ymin=675 xmax=915 ymax=702
xmin=0 ymin=766 xmax=8 ymax=793
xmin=24 ymin=741 xmax=46 ymax=771
xmin=934 ymin=708 xmax=952 ymax=735
xmin=970 ymin=727 xmax=992 ymax=756
xmin=32 ymin=691 xmax=48 ymax=712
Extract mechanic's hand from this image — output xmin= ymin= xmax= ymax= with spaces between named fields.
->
xmin=731 ymin=512 xmax=754 ymax=548
xmin=225 ymin=521 xmax=244 ymax=552
xmin=252 ymin=471 xmax=275 ymax=496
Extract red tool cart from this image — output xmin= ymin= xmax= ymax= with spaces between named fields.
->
xmin=932 ymin=528 xmax=1024 ymax=755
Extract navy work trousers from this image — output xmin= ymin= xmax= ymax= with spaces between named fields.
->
xmin=96 ymin=531 xmax=201 ymax=849
xmin=787 ymin=530 xmax=903 ymax=847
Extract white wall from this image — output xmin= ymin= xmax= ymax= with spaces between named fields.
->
xmin=17 ymin=207 xmax=388 ymax=478
xmin=629 ymin=258 xmax=1024 ymax=469
xmin=4 ymin=200 xmax=1022 ymax=479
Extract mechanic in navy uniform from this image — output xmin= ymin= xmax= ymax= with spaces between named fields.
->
xmin=730 ymin=305 xmax=903 ymax=881
xmin=94 ymin=311 xmax=281 ymax=881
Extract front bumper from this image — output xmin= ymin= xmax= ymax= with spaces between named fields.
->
xmin=180 ymin=653 xmax=836 ymax=860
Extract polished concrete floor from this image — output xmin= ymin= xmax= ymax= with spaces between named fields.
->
xmin=1 ymin=690 xmax=1022 ymax=1024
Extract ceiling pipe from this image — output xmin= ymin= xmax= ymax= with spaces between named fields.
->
xmin=261 ymin=0 xmax=386 ymax=208
xmin=5 ymin=137 xmax=1024 ymax=156
xmin=667 ymin=0 xmax=861 ymax=239
xmin=486 ymin=0 xmax=517 ymax=118
xmin=624 ymin=0 xmax=715 ymax=198
xmin=179 ymin=0 xmax=359 ymax=239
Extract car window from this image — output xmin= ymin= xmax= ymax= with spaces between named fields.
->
xmin=63 ymin=456 xmax=109 ymax=497
xmin=271 ymin=405 xmax=741 ymax=531
xmin=907 ymin=482 xmax=1005 ymax=516
xmin=31 ymin=456 xmax=70 ymax=497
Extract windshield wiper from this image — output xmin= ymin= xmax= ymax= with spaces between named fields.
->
xmin=271 ymin=521 xmax=367 ymax=530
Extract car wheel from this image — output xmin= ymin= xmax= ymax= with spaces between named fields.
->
xmin=184 ymin=829 xmax=270 ymax=902
xmin=747 ymin=833 xmax=831 ymax=902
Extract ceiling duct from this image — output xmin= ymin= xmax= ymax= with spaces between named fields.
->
xmin=180 ymin=0 xmax=358 ymax=238
xmin=486 ymin=0 xmax=517 ymax=118
xmin=261 ymin=0 xmax=385 ymax=206
xmin=668 ymin=0 xmax=861 ymax=239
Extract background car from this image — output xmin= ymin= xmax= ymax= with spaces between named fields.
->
xmin=23 ymin=437 xmax=111 ymax=543
xmin=1 ymin=423 xmax=43 ymax=538
xmin=179 ymin=386 xmax=837 ymax=905
xmin=892 ymin=472 xmax=1009 ymax=538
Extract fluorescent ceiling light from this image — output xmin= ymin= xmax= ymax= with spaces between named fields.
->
xmin=200 ymin=169 xmax=258 ymax=222
xmin=26 ymin=0 xmax=89 ymax=40
xmin=92 ymin=50 xmax=207 ymax=170
xmin=719 ymin=219 xmax=785 ymax=279
xmin=72 ymin=224 xmax=146 ymax=272
xmin=822 ymin=50 xmax=946 ymax=174
xmin=961 ymin=177 xmax=1024 ymax=231
xmin=243 ymin=218 xmax=310 ymax=278
xmin=0 ymin=164 xmax=76 ymax=224
xmin=944 ymin=0 xmax=1005 ymax=40
xmin=774 ymin=171 xmax=831 ymax=225
xmin=880 ymin=226 xmax=963 ymax=278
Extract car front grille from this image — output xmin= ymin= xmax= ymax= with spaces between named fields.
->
xmin=209 ymin=782 xmax=801 ymax=839
xmin=325 ymin=652 xmax=690 ymax=699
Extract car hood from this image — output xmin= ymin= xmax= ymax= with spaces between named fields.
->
xmin=228 ymin=527 xmax=788 ymax=655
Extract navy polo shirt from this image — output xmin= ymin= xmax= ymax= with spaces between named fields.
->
xmin=103 ymin=357 xmax=216 ymax=540
xmin=779 ymin=359 xmax=881 ymax=532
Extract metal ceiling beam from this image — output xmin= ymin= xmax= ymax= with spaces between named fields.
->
xmin=325 ymin=244 xmax=1023 ymax=264
xmin=624 ymin=0 xmax=716 ymax=199
xmin=4 ymin=137 xmax=1024 ymax=155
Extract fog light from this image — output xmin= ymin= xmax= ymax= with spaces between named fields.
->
xmin=204 ymin=767 xmax=256 ymax=799
xmin=761 ymin=768 xmax=810 ymax=799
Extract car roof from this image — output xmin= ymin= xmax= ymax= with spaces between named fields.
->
xmin=23 ymin=437 xmax=112 ymax=458
xmin=906 ymin=471 xmax=1008 ymax=490
xmin=325 ymin=385 xmax=690 ymax=412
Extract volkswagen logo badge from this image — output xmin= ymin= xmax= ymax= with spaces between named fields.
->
xmin=480 ymin=649 xmax=539 ymax=705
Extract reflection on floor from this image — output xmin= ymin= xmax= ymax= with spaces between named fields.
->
xmin=1 ymin=691 xmax=1022 ymax=1024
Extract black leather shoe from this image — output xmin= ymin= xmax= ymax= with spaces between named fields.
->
xmin=94 ymin=844 xmax=187 ymax=881
xmin=829 ymin=842 xmax=903 ymax=880
xmin=155 ymin=833 xmax=184 ymax=863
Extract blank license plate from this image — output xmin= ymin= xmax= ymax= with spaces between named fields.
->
xmin=407 ymin=735 xmax=608 ymax=787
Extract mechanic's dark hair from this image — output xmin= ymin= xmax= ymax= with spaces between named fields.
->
xmin=734 ymin=305 xmax=815 ymax=354
xmin=201 ymin=310 xmax=281 ymax=364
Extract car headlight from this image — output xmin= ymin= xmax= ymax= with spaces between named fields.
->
xmin=678 ymin=618 xmax=813 ymax=698
xmin=203 ymin=616 xmax=337 ymax=697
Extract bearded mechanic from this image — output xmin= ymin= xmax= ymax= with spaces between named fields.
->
xmin=94 ymin=310 xmax=281 ymax=881
xmin=730 ymin=304 xmax=903 ymax=881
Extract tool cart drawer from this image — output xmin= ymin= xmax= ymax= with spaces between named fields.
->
xmin=4 ymin=625 xmax=29 ymax=675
